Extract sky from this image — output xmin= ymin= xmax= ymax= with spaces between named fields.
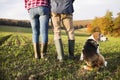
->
xmin=0 ymin=0 xmax=120 ymax=20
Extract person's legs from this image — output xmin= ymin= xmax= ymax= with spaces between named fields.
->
xmin=51 ymin=13 xmax=62 ymax=40
xmin=61 ymin=14 xmax=75 ymax=59
xmin=31 ymin=17 xmax=40 ymax=43
xmin=61 ymin=14 xmax=75 ymax=40
xmin=40 ymin=14 xmax=49 ymax=59
xmin=39 ymin=6 xmax=50 ymax=59
xmin=51 ymin=12 xmax=64 ymax=61
xmin=29 ymin=8 xmax=40 ymax=59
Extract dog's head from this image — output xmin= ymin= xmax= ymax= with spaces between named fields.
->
xmin=100 ymin=34 xmax=108 ymax=41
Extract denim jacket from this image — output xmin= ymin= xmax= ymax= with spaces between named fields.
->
xmin=51 ymin=0 xmax=74 ymax=14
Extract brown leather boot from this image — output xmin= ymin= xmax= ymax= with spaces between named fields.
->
xmin=33 ymin=43 xmax=40 ymax=59
xmin=41 ymin=43 xmax=48 ymax=59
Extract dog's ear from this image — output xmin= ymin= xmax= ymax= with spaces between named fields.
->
xmin=91 ymin=40 xmax=99 ymax=48
xmin=93 ymin=32 xmax=101 ymax=41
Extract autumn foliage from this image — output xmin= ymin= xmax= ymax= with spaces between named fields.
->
xmin=87 ymin=10 xmax=120 ymax=37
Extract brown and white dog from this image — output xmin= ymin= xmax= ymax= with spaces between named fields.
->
xmin=80 ymin=32 xmax=107 ymax=71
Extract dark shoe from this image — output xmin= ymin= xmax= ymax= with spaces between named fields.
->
xmin=68 ymin=40 xmax=75 ymax=59
xmin=69 ymin=55 xmax=75 ymax=60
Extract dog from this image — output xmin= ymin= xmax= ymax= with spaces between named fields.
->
xmin=80 ymin=32 xmax=107 ymax=71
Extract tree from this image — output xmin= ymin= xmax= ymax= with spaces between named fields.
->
xmin=103 ymin=10 xmax=114 ymax=35
xmin=89 ymin=10 xmax=114 ymax=35
xmin=104 ymin=10 xmax=113 ymax=19
xmin=112 ymin=12 xmax=120 ymax=36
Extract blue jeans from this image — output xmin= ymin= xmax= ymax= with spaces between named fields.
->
xmin=29 ymin=6 xmax=50 ymax=43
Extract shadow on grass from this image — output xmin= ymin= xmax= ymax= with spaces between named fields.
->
xmin=104 ymin=52 xmax=120 ymax=72
xmin=0 ymin=34 xmax=12 ymax=45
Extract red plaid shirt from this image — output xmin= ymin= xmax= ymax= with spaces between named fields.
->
xmin=24 ymin=0 xmax=49 ymax=10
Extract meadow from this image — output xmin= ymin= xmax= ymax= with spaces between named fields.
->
xmin=0 ymin=25 xmax=120 ymax=80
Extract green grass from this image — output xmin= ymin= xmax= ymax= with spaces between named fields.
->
xmin=0 ymin=26 xmax=120 ymax=80
xmin=0 ymin=25 xmax=32 ymax=33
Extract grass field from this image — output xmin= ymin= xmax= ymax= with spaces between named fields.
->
xmin=0 ymin=25 xmax=32 ymax=33
xmin=0 ymin=25 xmax=120 ymax=80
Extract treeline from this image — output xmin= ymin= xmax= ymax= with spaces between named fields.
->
xmin=0 ymin=18 xmax=92 ymax=29
xmin=0 ymin=18 xmax=31 ymax=28
xmin=73 ymin=20 xmax=92 ymax=29
xmin=87 ymin=10 xmax=120 ymax=37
